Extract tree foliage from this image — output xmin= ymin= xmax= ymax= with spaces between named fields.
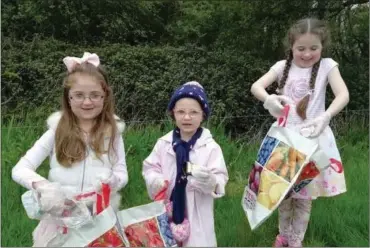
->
xmin=2 ymin=0 xmax=368 ymax=132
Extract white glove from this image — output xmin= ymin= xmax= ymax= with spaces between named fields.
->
xmin=300 ymin=112 xmax=331 ymax=138
xmin=188 ymin=174 xmax=217 ymax=195
xmin=189 ymin=163 xmax=211 ymax=183
xmin=33 ymin=180 xmax=69 ymax=216
xmin=94 ymin=171 xmax=119 ymax=192
xmin=263 ymin=94 xmax=293 ymax=118
xmin=188 ymin=164 xmax=218 ymax=194
xmin=150 ymin=177 xmax=166 ymax=196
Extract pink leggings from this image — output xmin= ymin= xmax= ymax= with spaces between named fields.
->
xmin=278 ymin=198 xmax=312 ymax=247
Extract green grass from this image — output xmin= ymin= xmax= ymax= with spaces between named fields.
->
xmin=1 ymin=120 xmax=369 ymax=247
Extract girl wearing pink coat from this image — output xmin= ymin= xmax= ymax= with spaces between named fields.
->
xmin=142 ymin=81 xmax=229 ymax=247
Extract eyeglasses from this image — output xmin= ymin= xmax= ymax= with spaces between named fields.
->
xmin=69 ymin=93 xmax=104 ymax=103
xmin=174 ymin=109 xmax=202 ymax=118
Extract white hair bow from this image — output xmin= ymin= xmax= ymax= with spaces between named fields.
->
xmin=63 ymin=52 xmax=100 ymax=72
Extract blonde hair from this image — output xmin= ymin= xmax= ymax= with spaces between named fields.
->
xmin=55 ymin=62 xmax=118 ymax=167
xmin=278 ymin=18 xmax=330 ymax=119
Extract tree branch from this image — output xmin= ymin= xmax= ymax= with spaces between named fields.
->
xmin=343 ymin=0 xmax=369 ymax=7
xmin=1 ymin=95 xmax=15 ymax=106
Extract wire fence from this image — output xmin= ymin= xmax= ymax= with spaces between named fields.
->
xmin=2 ymin=109 xmax=368 ymax=129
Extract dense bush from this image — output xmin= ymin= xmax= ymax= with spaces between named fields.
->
xmin=2 ymin=1 xmax=368 ymax=133
xmin=1 ymin=38 xmax=270 ymax=126
xmin=2 ymin=37 xmax=367 ymax=134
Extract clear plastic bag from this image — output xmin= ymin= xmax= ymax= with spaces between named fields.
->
xmin=21 ymin=182 xmax=93 ymax=228
xmin=21 ymin=189 xmax=43 ymax=220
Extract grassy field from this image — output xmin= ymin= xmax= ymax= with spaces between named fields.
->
xmin=1 ymin=119 xmax=369 ymax=247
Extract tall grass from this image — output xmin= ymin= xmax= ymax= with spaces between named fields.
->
xmin=1 ymin=116 xmax=369 ymax=247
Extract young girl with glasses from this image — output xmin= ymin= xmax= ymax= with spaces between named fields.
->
xmin=142 ymin=81 xmax=229 ymax=247
xmin=12 ymin=52 xmax=128 ymax=246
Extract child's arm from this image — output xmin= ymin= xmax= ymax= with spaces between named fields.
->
xmin=207 ymin=144 xmax=229 ymax=198
xmin=301 ymin=66 xmax=350 ymax=137
xmin=251 ymin=69 xmax=293 ymax=117
xmin=326 ymin=66 xmax=350 ymax=117
xmin=250 ymin=69 xmax=279 ymax=102
xmin=12 ymin=129 xmax=55 ymax=190
xmin=110 ymin=135 xmax=129 ymax=190
xmin=142 ymin=140 xmax=165 ymax=199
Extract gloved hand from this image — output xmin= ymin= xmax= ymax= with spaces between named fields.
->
xmin=188 ymin=163 xmax=211 ymax=183
xmin=263 ymin=94 xmax=293 ymax=118
xmin=187 ymin=164 xmax=217 ymax=194
xmin=300 ymin=112 xmax=331 ymax=138
xmin=94 ymin=171 xmax=119 ymax=192
xmin=150 ymin=177 xmax=166 ymax=196
xmin=32 ymin=180 xmax=69 ymax=216
xmin=188 ymin=175 xmax=217 ymax=195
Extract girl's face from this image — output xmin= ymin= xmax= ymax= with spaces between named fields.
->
xmin=173 ymin=98 xmax=204 ymax=139
xmin=292 ymin=33 xmax=322 ymax=68
xmin=68 ymin=74 xmax=105 ymax=123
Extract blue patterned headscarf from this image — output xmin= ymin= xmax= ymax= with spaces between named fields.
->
xmin=167 ymin=81 xmax=210 ymax=119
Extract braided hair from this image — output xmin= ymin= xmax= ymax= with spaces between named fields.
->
xmin=277 ymin=18 xmax=330 ymax=120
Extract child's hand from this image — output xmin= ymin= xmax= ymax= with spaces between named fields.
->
xmin=33 ymin=180 xmax=69 ymax=216
xmin=263 ymin=94 xmax=293 ymax=118
xmin=188 ymin=163 xmax=211 ymax=183
xmin=94 ymin=172 xmax=119 ymax=192
xmin=188 ymin=165 xmax=218 ymax=194
xmin=187 ymin=174 xmax=217 ymax=195
xmin=300 ymin=112 xmax=331 ymax=137
xmin=151 ymin=177 xmax=166 ymax=196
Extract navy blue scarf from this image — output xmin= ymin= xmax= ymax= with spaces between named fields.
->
xmin=170 ymin=127 xmax=203 ymax=224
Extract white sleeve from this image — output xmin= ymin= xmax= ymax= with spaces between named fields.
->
xmin=142 ymin=140 xmax=165 ymax=199
xmin=12 ymin=129 xmax=55 ymax=190
xmin=111 ymin=134 xmax=128 ymax=190
xmin=323 ymin=58 xmax=339 ymax=73
xmin=318 ymin=58 xmax=339 ymax=86
xmin=208 ymin=143 xmax=229 ymax=197
xmin=270 ymin=60 xmax=287 ymax=81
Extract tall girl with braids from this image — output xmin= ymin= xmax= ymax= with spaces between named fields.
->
xmin=251 ymin=18 xmax=349 ymax=247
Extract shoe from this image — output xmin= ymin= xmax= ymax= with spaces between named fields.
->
xmin=273 ymin=235 xmax=288 ymax=247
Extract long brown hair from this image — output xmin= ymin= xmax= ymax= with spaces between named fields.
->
xmin=55 ymin=62 xmax=118 ymax=167
xmin=278 ymin=18 xmax=330 ymax=119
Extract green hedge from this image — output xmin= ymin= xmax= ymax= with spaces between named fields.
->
xmin=1 ymin=37 xmax=367 ymax=133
